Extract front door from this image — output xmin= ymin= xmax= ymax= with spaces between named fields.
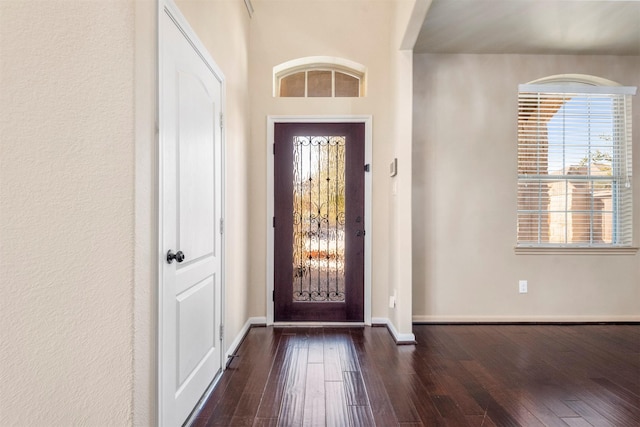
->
xmin=274 ymin=123 xmax=365 ymax=322
xmin=159 ymin=4 xmax=223 ymax=426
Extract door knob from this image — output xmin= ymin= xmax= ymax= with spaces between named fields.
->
xmin=167 ymin=250 xmax=185 ymax=264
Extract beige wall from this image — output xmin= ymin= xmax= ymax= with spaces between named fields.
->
xmin=134 ymin=1 xmax=157 ymax=425
xmin=412 ymin=53 xmax=640 ymax=321
xmin=388 ymin=0 xmax=417 ymax=337
xmin=249 ymin=0 xmax=415 ymax=334
xmin=1 ymin=1 xmax=136 ymax=425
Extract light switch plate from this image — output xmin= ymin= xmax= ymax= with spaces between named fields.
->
xmin=519 ymin=280 xmax=528 ymax=294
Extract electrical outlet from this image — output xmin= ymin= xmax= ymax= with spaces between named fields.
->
xmin=389 ymin=289 xmax=398 ymax=308
xmin=519 ymin=280 xmax=528 ymax=294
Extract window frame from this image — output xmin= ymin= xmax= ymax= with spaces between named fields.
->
xmin=273 ymin=56 xmax=366 ymax=98
xmin=515 ymin=74 xmax=637 ymax=253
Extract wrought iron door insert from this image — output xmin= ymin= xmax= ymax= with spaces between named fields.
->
xmin=292 ymin=135 xmax=346 ymax=302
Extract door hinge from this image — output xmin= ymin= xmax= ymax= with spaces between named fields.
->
xmin=273 ymin=143 xmax=275 ymax=155
xmin=219 ymin=324 xmax=224 ymax=341
xmin=272 ymin=290 xmax=275 ymax=301
xmin=220 ymin=218 xmax=224 ymax=234
xmin=220 ymin=112 xmax=224 ymax=130
xmin=364 ymin=163 xmax=370 ymax=172
xmin=272 ymin=217 xmax=275 ymax=228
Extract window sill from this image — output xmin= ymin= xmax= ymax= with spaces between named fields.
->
xmin=514 ymin=246 xmax=638 ymax=255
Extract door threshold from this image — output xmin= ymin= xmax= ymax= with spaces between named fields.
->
xmin=273 ymin=322 xmax=367 ymax=327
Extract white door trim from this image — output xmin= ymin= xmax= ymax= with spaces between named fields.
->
xmin=266 ymin=115 xmax=372 ymax=325
xmin=158 ymin=1 xmax=226 ymax=425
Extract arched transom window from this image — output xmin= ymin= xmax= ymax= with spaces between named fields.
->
xmin=274 ymin=57 xmax=366 ymax=98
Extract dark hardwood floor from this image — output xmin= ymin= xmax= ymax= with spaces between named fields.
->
xmin=190 ymin=324 xmax=640 ymax=426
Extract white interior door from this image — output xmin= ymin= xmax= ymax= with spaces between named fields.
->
xmin=159 ymin=3 xmax=224 ymax=426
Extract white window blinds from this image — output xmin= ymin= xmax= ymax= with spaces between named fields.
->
xmin=517 ymin=84 xmax=636 ymax=247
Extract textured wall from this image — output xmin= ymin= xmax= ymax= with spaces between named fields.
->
xmin=133 ymin=0 xmax=158 ymax=425
xmin=412 ymin=53 xmax=640 ymax=321
xmin=387 ymin=0 xmax=417 ymax=338
xmin=0 ymin=1 xmax=135 ymax=424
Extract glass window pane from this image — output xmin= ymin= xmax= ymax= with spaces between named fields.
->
xmin=280 ymin=72 xmax=305 ymax=97
xmin=307 ymin=70 xmax=332 ymax=97
xmin=292 ymin=136 xmax=346 ymax=302
xmin=335 ymin=72 xmax=359 ymax=97
xmin=518 ymin=83 xmax=631 ymax=247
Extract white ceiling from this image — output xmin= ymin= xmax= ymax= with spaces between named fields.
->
xmin=413 ymin=0 xmax=640 ymax=55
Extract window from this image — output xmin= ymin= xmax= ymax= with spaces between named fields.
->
xmin=517 ymin=75 xmax=636 ymax=248
xmin=274 ymin=57 xmax=366 ymax=98
xmin=280 ymin=69 xmax=361 ymax=97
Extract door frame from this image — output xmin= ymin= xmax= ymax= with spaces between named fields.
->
xmin=266 ymin=116 xmax=372 ymax=325
xmin=157 ymin=1 xmax=226 ymax=425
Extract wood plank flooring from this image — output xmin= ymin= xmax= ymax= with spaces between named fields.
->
xmin=190 ymin=324 xmax=640 ymax=426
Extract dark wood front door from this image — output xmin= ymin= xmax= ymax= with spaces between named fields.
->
xmin=274 ymin=122 xmax=365 ymax=322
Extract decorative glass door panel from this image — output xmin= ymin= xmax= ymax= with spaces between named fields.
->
xmin=292 ymin=136 xmax=346 ymax=302
xmin=274 ymin=123 xmax=364 ymax=322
